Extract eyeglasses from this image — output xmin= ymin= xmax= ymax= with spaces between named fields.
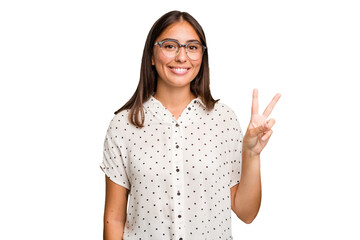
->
xmin=154 ymin=39 xmax=207 ymax=61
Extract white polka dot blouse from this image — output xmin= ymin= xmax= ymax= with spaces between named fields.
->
xmin=100 ymin=95 xmax=243 ymax=240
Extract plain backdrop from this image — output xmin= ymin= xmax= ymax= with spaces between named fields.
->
xmin=1 ymin=0 xmax=359 ymax=239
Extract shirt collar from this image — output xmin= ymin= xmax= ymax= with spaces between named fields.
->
xmin=143 ymin=95 xmax=206 ymax=110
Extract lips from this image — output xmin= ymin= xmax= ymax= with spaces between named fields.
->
xmin=169 ymin=66 xmax=190 ymax=75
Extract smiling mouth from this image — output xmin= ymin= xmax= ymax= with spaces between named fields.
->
xmin=169 ymin=67 xmax=190 ymax=75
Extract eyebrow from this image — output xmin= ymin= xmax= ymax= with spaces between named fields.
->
xmin=160 ymin=38 xmax=201 ymax=43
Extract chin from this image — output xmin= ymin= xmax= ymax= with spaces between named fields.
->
xmin=168 ymin=80 xmax=193 ymax=88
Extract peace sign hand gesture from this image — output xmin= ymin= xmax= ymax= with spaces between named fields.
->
xmin=243 ymin=89 xmax=281 ymax=156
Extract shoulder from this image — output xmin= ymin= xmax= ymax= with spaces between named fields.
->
xmin=214 ymin=100 xmax=239 ymax=120
xmin=111 ymin=108 xmax=130 ymax=123
xmin=213 ymin=100 xmax=242 ymax=133
xmin=106 ymin=109 xmax=134 ymax=134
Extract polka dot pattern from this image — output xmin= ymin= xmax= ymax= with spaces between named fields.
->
xmin=100 ymin=95 xmax=243 ymax=240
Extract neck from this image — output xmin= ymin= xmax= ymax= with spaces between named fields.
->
xmin=153 ymin=84 xmax=196 ymax=110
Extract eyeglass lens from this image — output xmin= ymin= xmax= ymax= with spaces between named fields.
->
xmin=161 ymin=41 xmax=204 ymax=60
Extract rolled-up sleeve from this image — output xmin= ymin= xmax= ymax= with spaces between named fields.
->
xmin=228 ymin=110 xmax=243 ymax=188
xmin=99 ymin=118 xmax=130 ymax=190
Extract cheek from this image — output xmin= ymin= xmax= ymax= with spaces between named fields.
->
xmin=192 ymin=60 xmax=202 ymax=73
xmin=153 ymin=56 xmax=171 ymax=78
xmin=153 ymin=50 xmax=169 ymax=66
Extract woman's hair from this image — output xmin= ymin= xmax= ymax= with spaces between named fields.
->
xmin=114 ymin=10 xmax=219 ymax=128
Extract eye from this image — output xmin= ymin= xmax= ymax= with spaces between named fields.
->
xmin=187 ymin=43 xmax=201 ymax=52
xmin=163 ymin=41 xmax=178 ymax=50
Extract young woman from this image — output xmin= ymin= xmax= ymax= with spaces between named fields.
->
xmin=100 ymin=10 xmax=280 ymax=240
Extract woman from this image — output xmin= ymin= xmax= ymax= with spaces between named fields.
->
xmin=100 ymin=10 xmax=280 ymax=240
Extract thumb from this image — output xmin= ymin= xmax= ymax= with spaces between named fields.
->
xmin=250 ymin=122 xmax=266 ymax=136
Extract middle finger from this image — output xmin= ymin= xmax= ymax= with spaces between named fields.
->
xmin=262 ymin=93 xmax=281 ymax=118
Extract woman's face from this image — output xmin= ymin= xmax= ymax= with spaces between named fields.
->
xmin=152 ymin=21 xmax=202 ymax=90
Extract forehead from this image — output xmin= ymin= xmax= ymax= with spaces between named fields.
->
xmin=156 ymin=21 xmax=200 ymax=42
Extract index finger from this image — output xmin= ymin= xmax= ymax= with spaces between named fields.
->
xmin=262 ymin=93 xmax=281 ymax=118
xmin=251 ymin=88 xmax=259 ymax=115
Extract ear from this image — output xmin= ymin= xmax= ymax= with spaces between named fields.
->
xmin=151 ymin=55 xmax=155 ymax=66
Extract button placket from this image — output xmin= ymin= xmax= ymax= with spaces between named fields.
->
xmin=172 ymin=121 xmax=185 ymax=238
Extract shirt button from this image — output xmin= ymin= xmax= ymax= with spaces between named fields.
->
xmin=176 ymin=145 xmax=179 ymax=149
xmin=176 ymin=123 xmax=179 ymax=127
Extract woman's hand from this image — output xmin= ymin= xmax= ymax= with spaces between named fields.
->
xmin=243 ymin=89 xmax=281 ymax=156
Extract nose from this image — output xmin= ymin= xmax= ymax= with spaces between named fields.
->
xmin=175 ymin=46 xmax=187 ymax=62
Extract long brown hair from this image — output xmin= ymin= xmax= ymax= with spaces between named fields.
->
xmin=114 ymin=10 xmax=219 ymax=127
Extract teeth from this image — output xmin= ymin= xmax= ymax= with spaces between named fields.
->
xmin=172 ymin=68 xmax=188 ymax=73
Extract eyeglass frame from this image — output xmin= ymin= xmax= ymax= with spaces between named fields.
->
xmin=153 ymin=39 xmax=207 ymax=60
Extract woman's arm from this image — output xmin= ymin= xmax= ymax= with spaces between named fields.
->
xmin=231 ymin=151 xmax=261 ymax=224
xmin=103 ymin=176 xmax=129 ymax=240
xmin=231 ymin=89 xmax=280 ymax=223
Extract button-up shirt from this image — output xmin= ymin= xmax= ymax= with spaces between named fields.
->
xmin=100 ymin=95 xmax=243 ymax=240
